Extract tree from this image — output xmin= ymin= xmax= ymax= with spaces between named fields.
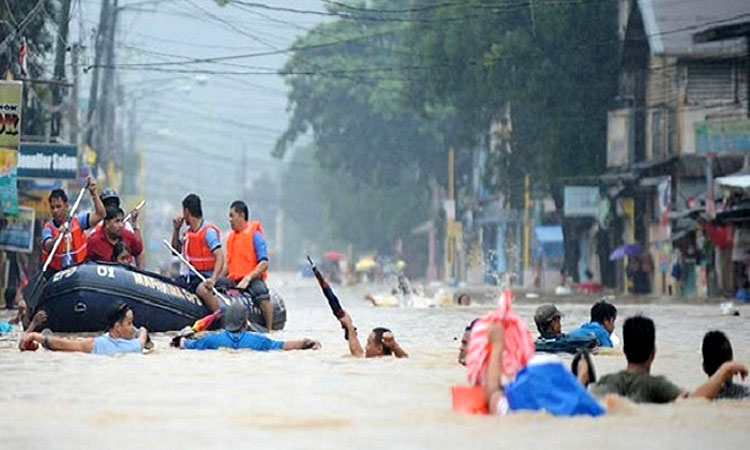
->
xmin=275 ymin=1 xmax=447 ymax=253
xmin=400 ymin=0 xmax=619 ymax=207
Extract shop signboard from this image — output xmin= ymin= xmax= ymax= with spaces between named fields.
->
xmin=18 ymin=143 xmax=78 ymax=179
xmin=696 ymin=119 xmax=750 ymax=154
xmin=0 ymin=206 xmax=34 ymax=252
xmin=0 ymin=81 xmax=22 ymax=149
xmin=564 ymin=186 xmax=599 ymax=217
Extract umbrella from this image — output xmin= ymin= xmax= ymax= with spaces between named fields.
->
xmin=323 ymin=250 xmax=343 ymax=262
xmin=609 ymin=243 xmax=643 ymax=261
xmin=355 ymin=256 xmax=377 ymax=272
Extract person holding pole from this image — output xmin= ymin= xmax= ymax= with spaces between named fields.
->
xmin=171 ymin=194 xmax=222 ymax=312
xmin=308 ymin=257 xmax=407 ymax=358
xmin=41 ymin=176 xmax=105 ymax=273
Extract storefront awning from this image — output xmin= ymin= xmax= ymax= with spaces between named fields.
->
xmin=717 ymin=174 xmax=750 ymax=190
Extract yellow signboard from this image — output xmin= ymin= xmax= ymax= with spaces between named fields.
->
xmin=0 ymin=81 xmax=22 ymax=150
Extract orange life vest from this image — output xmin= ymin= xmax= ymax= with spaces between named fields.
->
xmin=226 ymin=221 xmax=267 ymax=282
xmin=42 ymin=217 xmax=88 ymax=271
xmin=183 ymin=222 xmax=221 ymax=273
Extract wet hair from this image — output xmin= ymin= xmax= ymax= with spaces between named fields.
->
xmin=112 ymin=240 xmax=129 ymax=262
xmin=49 ymin=189 xmax=68 ymax=203
xmin=591 ymin=301 xmax=617 ymax=324
xmin=623 ymin=315 xmax=655 ymax=364
xmin=182 ymin=194 xmax=203 ymax=218
xmin=105 ymin=301 xmax=131 ymax=331
xmin=104 ymin=207 xmax=124 ymax=223
xmin=372 ymin=327 xmax=393 ymax=356
xmin=230 ymin=200 xmax=249 ymax=220
xmin=702 ymin=330 xmax=733 ymax=376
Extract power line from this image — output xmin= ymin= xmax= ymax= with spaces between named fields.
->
xmin=87 ymin=25 xmax=405 ymax=70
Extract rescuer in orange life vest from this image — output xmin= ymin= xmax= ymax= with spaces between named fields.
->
xmin=171 ymin=194 xmax=223 ymax=312
xmin=216 ymin=200 xmax=274 ymax=331
xmin=41 ymin=176 xmax=106 ymax=274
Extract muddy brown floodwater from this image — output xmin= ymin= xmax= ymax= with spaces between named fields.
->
xmin=1 ymin=274 xmax=749 ymax=449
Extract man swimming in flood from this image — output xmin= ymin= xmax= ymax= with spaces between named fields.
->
xmin=338 ymin=312 xmax=408 ymax=358
xmin=19 ymin=301 xmax=149 ymax=355
xmin=591 ymin=315 xmax=748 ymax=403
xmin=172 ymin=301 xmax=320 ymax=351
xmin=702 ymin=330 xmax=749 ymax=399
xmin=533 ymin=304 xmax=597 ymax=354
xmin=458 ymin=318 xmax=479 ymax=365
xmin=568 ymin=301 xmax=617 ymax=348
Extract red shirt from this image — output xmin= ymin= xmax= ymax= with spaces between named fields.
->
xmin=86 ymin=227 xmax=144 ymax=263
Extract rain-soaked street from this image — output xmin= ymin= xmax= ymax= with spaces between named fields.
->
xmin=2 ymin=274 xmax=749 ymax=449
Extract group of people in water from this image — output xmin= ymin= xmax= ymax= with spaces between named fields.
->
xmin=11 ymin=180 xmax=749 ymax=416
xmin=457 ymin=298 xmax=748 ymax=416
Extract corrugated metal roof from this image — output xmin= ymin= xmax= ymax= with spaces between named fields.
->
xmin=637 ymin=0 xmax=749 ymax=56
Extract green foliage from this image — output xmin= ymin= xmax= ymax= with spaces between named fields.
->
xmin=402 ymin=0 xmax=619 ymax=207
xmin=277 ymin=0 xmax=619 ymax=253
xmin=276 ymin=3 xmax=445 ymax=252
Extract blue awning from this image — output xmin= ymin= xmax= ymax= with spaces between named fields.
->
xmin=535 ymin=226 xmax=563 ymax=243
xmin=535 ymin=226 xmax=564 ymax=259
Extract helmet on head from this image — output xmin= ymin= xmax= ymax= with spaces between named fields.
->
xmin=100 ymin=188 xmax=120 ymax=207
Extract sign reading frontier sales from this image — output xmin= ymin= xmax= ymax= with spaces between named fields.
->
xmin=18 ymin=143 xmax=78 ymax=179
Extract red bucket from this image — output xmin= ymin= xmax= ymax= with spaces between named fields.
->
xmin=451 ymin=385 xmax=488 ymax=415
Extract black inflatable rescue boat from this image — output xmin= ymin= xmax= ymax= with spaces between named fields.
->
xmin=31 ymin=262 xmax=286 ymax=332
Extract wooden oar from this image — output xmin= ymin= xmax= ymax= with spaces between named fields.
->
xmin=124 ymin=199 xmax=145 ymax=222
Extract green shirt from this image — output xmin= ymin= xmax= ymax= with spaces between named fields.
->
xmin=592 ymin=370 xmax=684 ymax=404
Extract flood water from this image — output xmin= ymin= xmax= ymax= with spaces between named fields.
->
xmin=2 ymin=274 xmax=749 ymax=449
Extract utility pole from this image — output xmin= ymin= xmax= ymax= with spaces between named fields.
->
xmin=51 ymin=0 xmax=73 ymax=137
xmin=70 ymin=43 xmax=79 ymax=148
xmin=85 ymin=0 xmax=111 ymax=171
xmin=523 ymin=173 xmax=530 ymax=282
xmin=99 ymin=0 xmax=119 ymax=178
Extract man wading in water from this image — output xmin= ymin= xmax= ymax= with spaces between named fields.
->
xmin=338 ymin=312 xmax=408 ymax=358
xmin=19 ymin=301 xmax=149 ymax=355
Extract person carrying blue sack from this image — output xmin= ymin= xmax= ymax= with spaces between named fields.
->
xmin=465 ymin=290 xmax=605 ymax=417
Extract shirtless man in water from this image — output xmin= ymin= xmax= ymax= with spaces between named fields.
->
xmin=338 ymin=312 xmax=408 ymax=358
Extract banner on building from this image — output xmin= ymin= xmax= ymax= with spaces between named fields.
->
xmin=607 ymin=108 xmax=633 ymax=167
xmin=696 ymin=119 xmax=750 ymax=154
xmin=564 ymin=186 xmax=599 ymax=217
xmin=18 ymin=143 xmax=78 ymax=179
xmin=0 ymin=147 xmax=18 ymax=215
xmin=0 ymin=81 xmax=22 ymax=150
xmin=0 ymin=206 xmax=34 ymax=252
